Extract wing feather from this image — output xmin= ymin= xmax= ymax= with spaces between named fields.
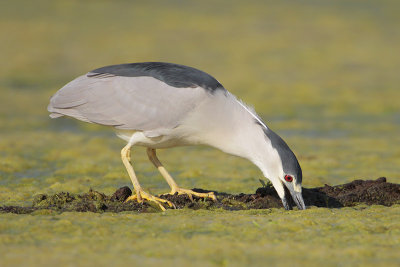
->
xmin=48 ymin=74 xmax=209 ymax=131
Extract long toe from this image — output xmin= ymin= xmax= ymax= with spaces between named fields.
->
xmin=171 ymin=188 xmax=217 ymax=201
xmin=124 ymin=195 xmax=139 ymax=203
xmin=140 ymin=191 xmax=176 ymax=210
xmin=125 ymin=191 xmax=176 ymax=211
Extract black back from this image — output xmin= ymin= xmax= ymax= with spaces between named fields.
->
xmin=88 ymin=62 xmax=225 ymax=92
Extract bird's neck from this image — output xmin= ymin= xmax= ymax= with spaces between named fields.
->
xmin=196 ymin=96 xmax=281 ymax=174
xmin=216 ymin=97 xmax=284 ymax=180
xmin=179 ymin=91 xmax=282 ymax=178
xmin=227 ymin=121 xmax=281 ymax=174
xmin=179 ymin=90 xmax=285 ymax=196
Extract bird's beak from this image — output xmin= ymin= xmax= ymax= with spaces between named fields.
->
xmin=290 ymin=190 xmax=306 ymax=210
xmin=281 ymin=187 xmax=306 ymax=210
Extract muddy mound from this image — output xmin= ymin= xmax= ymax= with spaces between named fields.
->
xmin=1 ymin=177 xmax=399 ymax=214
xmin=303 ymin=177 xmax=399 ymax=207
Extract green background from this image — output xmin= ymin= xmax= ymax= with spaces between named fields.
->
xmin=0 ymin=0 xmax=399 ymax=266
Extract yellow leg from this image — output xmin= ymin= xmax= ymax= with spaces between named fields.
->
xmin=121 ymin=144 xmax=175 ymax=211
xmin=147 ymin=148 xmax=217 ymax=201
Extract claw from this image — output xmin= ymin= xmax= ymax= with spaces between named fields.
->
xmin=125 ymin=190 xmax=176 ymax=211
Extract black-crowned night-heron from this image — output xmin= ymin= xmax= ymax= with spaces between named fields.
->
xmin=48 ymin=62 xmax=306 ymax=211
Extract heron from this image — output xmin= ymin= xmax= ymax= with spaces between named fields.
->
xmin=48 ymin=62 xmax=306 ymax=211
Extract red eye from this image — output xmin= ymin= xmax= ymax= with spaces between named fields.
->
xmin=284 ymin=175 xmax=293 ymax=182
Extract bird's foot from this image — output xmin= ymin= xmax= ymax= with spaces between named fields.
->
xmin=125 ymin=190 xmax=176 ymax=211
xmin=169 ymin=188 xmax=217 ymax=202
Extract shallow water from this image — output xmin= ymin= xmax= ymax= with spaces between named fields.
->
xmin=1 ymin=0 xmax=400 ymax=266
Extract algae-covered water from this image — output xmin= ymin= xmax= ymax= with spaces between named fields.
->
xmin=1 ymin=0 xmax=400 ymax=266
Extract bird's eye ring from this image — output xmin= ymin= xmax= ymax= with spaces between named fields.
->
xmin=284 ymin=175 xmax=293 ymax=182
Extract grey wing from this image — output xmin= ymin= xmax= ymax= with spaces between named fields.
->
xmin=47 ymin=74 xmax=209 ymax=133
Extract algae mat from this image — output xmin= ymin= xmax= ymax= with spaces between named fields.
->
xmin=1 ymin=177 xmax=399 ymax=214
xmin=1 ymin=0 xmax=400 ymax=266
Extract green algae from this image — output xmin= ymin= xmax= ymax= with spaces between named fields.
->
xmin=1 ymin=178 xmax=398 ymax=214
xmin=1 ymin=0 xmax=400 ymax=266
xmin=0 ymin=206 xmax=399 ymax=266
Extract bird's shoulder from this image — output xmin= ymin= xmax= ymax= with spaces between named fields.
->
xmin=87 ymin=62 xmax=225 ymax=92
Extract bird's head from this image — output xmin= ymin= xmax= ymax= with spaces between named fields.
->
xmin=278 ymin=168 xmax=305 ymax=211
xmin=256 ymin=127 xmax=306 ymax=210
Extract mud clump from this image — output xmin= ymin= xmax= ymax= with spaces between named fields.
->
xmin=310 ymin=177 xmax=399 ymax=207
xmin=29 ymin=188 xmax=151 ymax=213
xmin=1 ymin=177 xmax=399 ymax=214
xmin=110 ymin=186 xmax=132 ymax=202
